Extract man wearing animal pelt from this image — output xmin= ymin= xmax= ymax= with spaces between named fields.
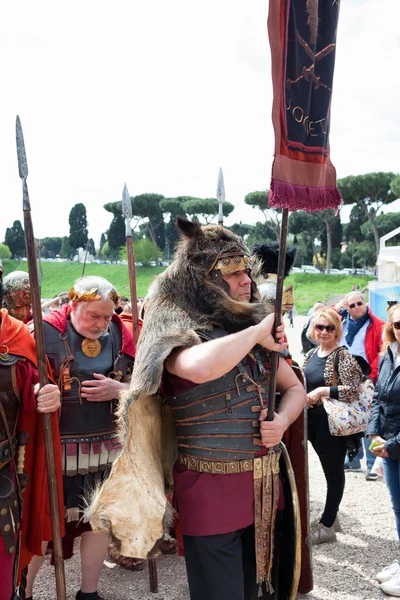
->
xmin=87 ymin=218 xmax=307 ymax=600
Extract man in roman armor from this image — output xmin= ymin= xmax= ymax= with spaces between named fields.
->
xmin=87 ymin=219 xmax=308 ymax=600
xmin=26 ymin=275 xmax=135 ymax=600
xmin=2 ymin=271 xmax=32 ymax=324
xmin=0 ymin=259 xmax=63 ymax=600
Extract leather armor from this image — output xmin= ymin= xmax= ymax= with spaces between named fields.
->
xmin=43 ymin=320 xmax=133 ymax=443
xmin=165 ymin=328 xmax=271 ymax=460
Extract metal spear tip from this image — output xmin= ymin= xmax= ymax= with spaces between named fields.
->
xmin=217 ymin=167 xmax=225 ymax=203
xmin=122 ymin=183 xmax=132 ymax=219
xmin=16 ymin=116 xmax=29 ymax=180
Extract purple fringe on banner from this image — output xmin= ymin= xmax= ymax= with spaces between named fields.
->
xmin=269 ymin=178 xmax=342 ymax=212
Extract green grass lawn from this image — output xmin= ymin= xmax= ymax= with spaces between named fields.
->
xmin=2 ymin=260 xmax=375 ymax=313
xmin=285 ymin=273 xmax=375 ymax=314
xmin=1 ymin=260 xmax=164 ymax=298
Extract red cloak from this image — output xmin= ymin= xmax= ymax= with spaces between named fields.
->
xmin=0 ymin=309 xmax=64 ymax=581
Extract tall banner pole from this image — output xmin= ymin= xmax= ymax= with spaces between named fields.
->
xmin=16 ymin=116 xmax=66 ymax=600
xmin=266 ymin=2 xmax=343 ymax=594
xmin=267 ymin=208 xmax=289 ymax=420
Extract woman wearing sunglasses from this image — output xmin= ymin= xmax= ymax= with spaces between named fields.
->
xmin=367 ymin=305 xmax=400 ymax=596
xmin=303 ymin=308 xmax=362 ymax=545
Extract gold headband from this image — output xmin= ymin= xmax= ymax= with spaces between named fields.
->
xmin=211 ymin=254 xmax=250 ymax=275
xmin=68 ymin=287 xmax=120 ymax=305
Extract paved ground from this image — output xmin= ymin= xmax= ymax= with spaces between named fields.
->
xmin=33 ymin=316 xmax=397 ymax=599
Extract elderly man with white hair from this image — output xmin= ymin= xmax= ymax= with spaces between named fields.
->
xmin=26 ymin=276 xmax=135 ymax=600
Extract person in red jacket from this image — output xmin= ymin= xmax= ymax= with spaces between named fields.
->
xmin=334 ymin=291 xmax=385 ymax=479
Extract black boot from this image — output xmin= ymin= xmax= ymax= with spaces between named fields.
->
xmin=76 ymin=592 xmax=103 ymax=600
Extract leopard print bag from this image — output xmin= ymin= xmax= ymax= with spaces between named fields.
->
xmin=322 ymin=349 xmax=374 ymax=436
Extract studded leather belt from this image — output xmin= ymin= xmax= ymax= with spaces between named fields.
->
xmin=179 ymin=453 xmax=255 ymax=474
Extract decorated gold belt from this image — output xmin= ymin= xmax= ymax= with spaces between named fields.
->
xmin=178 ymin=450 xmax=281 ymax=595
xmin=179 ymin=453 xmax=254 ymax=474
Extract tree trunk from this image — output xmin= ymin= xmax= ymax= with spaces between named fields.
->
xmin=146 ymin=219 xmax=157 ymax=246
xmin=267 ymin=211 xmax=281 ymax=240
xmin=357 ymin=199 xmax=380 ymax=261
xmin=324 ymin=215 xmax=332 ymax=274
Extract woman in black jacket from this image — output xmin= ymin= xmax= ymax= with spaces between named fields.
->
xmin=303 ymin=308 xmax=362 ymax=546
xmin=367 ymin=304 xmax=400 ymax=596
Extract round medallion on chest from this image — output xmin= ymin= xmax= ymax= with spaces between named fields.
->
xmin=81 ymin=338 xmax=102 ymax=358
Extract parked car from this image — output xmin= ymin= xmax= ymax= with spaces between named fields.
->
xmin=355 ymin=268 xmax=375 ymax=276
xmin=327 ymin=268 xmax=342 ymax=275
xmin=302 ymin=265 xmax=320 ymax=274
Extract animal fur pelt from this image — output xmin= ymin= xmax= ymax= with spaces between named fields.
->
xmin=86 ymin=218 xmax=274 ymax=558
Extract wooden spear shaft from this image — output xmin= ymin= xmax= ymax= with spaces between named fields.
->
xmin=125 ymin=234 xmax=158 ymax=591
xmin=16 ymin=116 xmax=66 ymax=599
xmin=121 ymin=185 xmax=157 ymax=592
xmin=126 ymin=235 xmax=139 ymax=344
xmin=127 ymin=236 xmax=158 ymax=592
xmin=23 ymin=203 xmax=66 ymax=600
xmin=267 ymin=208 xmax=289 ymax=421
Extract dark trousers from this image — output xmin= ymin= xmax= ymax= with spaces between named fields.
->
xmin=183 ymin=524 xmax=275 ymax=600
xmin=307 ymin=406 xmax=347 ymax=527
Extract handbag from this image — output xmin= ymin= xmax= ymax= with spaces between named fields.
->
xmin=322 ymin=348 xmax=374 ymax=436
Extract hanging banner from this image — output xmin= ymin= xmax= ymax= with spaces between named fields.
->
xmin=268 ymin=0 xmax=342 ymax=211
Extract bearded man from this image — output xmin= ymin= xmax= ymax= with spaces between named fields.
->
xmin=2 ymin=271 xmax=32 ymax=323
xmin=26 ymin=276 xmax=135 ymax=600
xmin=0 ymin=260 xmax=62 ymax=600
xmin=88 ymin=219 xmax=307 ymax=600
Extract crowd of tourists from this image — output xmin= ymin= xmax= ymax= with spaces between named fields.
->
xmin=1 ymin=222 xmax=400 ymax=600
xmin=302 ymin=291 xmax=400 ymax=597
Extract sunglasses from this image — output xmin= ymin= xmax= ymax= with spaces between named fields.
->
xmin=393 ymin=321 xmax=400 ymax=330
xmin=349 ymin=301 xmax=364 ymax=309
xmin=315 ymin=324 xmax=336 ymax=333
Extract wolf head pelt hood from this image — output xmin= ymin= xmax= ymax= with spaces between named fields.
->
xmin=159 ymin=217 xmax=273 ymax=331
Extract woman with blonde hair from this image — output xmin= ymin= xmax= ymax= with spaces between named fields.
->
xmin=303 ymin=308 xmax=363 ymax=545
xmin=367 ymin=304 xmax=400 ymax=596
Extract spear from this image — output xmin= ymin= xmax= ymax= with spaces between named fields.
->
xmin=37 ymin=239 xmax=43 ymax=295
xmin=16 ymin=116 xmax=66 ymax=600
xmin=121 ymin=184 xmax=158 ymax=591
xmin=217 ymin=167 xmax=225 ymax=226
xmin=81 ymin=239 xmax=90 ymax=277
xmin=121 ymin=184 xmax=139 ymax=344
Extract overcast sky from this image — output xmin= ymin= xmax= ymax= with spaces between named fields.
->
xmin=1 ymin=0 xmax=399 ymax=248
